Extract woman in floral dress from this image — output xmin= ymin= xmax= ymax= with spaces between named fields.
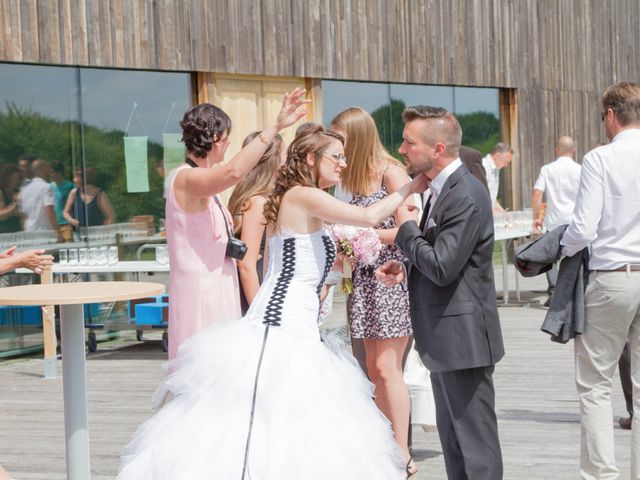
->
xmin=330 ymin=107 xmax=417 ymax=477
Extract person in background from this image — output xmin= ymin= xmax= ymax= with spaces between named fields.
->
xmin=531 ymin=136 xmax=581 ymax=306
xmin=164 ymin=89 xmax=308 ymax=361
xmin=0 ymin=244 xmax=53 ymax=480
xmin=17 ymin=153 xmax=35 ymax=189
xmin=459 ymin=145 xmax=489 ymax=192
xmin=18 ymin=160 xmax=62 ymax=242
xmin=482 ymin=142 xmax=514 ymax=213
xmin=330 ymin=106 xmax=417 ymax=477
xmin=49 ymin=160 xmax=75 ymax=242
xmin=561 ymin=81 xmax=640 ymax=478
xmin=63 ymin=167 xmax=116 ymax=227
xmin=228 ymin=131 xmax=285 ymax=314
xmin=0 ymin=163 xmax=22 ymax=234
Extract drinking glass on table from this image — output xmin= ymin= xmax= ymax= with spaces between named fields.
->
xmin=78 ymin=248 xmax=89 ymax=265
xmin=108 ymin=246 xmax=119 ymax=265
xmin=98 ymin=246 xmax=108 ymax=265
xmin=68 ymin=248 xmax=79 ymax=266
xmin=59 ymin=249 xmax=68 ymax=266
xmin=155 ymin=246 xmax=169 ymax=265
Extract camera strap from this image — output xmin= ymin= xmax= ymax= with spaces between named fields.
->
xmin=184 ymin=158 xmax=234 ymax=241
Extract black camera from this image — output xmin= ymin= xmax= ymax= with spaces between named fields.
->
xmin=226 ymin=236 xmax=248 ymax=260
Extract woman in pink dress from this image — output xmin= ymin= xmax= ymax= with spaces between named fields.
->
xmin=166 ymin=89 xmax=308 ymax=360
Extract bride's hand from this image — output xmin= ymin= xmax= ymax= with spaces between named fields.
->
xmin=274 ymin=88 xmax=310 ymax=131
xmin=410 ymin=173 xmax=431 ymax=194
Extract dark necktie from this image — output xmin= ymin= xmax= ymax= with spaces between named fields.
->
xmin=419 ymin=193 xmax=433 ymax=231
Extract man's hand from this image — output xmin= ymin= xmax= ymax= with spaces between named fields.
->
xmin=375 ymin=260 xmax=405 ymax=288
xmin=410 ymin=172 xmax=431 ymax=194
xmin=396 ymin=205 xmax=420 ymax=226
xmin=532 ymin=218 xmax=544 ymax=234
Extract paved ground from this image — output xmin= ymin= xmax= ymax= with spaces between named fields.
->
xmin=0 ymin=266 xmax=632 ymax=479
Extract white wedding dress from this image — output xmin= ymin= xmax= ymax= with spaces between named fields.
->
xmin=117 ymin=229 xmax=406 ymax=479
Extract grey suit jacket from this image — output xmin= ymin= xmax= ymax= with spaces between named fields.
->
xmin=396 ymin=164 xmax=504 ymax=373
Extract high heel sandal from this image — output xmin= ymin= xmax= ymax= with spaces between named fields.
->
xmin=406 ymin=456 xmax=418 ymax=479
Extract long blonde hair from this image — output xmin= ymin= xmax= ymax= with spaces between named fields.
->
xmin=330 ymin=107 xmax=403 ymax=195
xmin=264 ymin=126 xmax=344 ymax=224
xmin=228 ymin=131 xmax=284 ymax=234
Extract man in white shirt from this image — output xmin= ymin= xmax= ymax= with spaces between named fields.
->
xmin=19 ymin=159 xmax=61 ymax=241
xmin=482 ymin=143 xmax=513 ymax=213
xmin=561 ymin=82 xmax=640 ymax=479
xmin=531 ymin=136 xmax=582 ymax=304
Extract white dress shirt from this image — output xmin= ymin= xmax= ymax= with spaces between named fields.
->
xmin=482 ymin=154 xmax=500 ymax=208
xmin=533 ymin=156 xmax=582 ymax=231
xmin=561 ymin=129 xmax=640 ymax=270
xmin=19 ymin=177 xmax=55 ymax=231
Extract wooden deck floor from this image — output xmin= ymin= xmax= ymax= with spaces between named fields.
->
xmin=0 ymin=266 xmax=632 ymax=479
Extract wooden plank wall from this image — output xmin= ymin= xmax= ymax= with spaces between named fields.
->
xmin=1 ymin=0 xmax=639 ymax=207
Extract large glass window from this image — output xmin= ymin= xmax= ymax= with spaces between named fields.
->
xmin=322 ymin=80 xmax=500 ymax=159
xmin=0 ymin=62 xmax=191 ymax=356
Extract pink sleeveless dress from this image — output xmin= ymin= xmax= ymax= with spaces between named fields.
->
xmin=165 ymin=165 xmax=241 ymax=360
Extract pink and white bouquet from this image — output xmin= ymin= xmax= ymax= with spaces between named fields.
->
xmin=327 ymin=224 xmax=383 ymax=294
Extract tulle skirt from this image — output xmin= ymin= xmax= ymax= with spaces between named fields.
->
xmin=117 ymin=317 xmax=406 ymax=479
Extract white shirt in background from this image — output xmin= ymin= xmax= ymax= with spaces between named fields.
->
xmin=482 ymin=154 xmax=500 ymax=208
xmin=19 ymin=177 xmax=55 ymax=231
xmin=533 ymin=156 xmax=582 ymax=231
xmin=561 ymin=129 xmax=640 ymax=270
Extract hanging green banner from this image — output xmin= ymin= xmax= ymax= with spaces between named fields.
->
xmin=124 ymin=136 xmax=149 ymax=193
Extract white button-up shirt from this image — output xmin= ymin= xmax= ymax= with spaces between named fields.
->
xmin=533 ymin=156 xmax=582 ymax=231
xmin=561 ymin=129 xmax=640 ymax=269
xmin=482 ymin=154 xmax=500 ymax=208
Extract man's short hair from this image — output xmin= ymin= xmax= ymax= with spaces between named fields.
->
xmin=490 ymin=142 xmax=513 ymax=155
xmin=50 ymin=160 xmax=65 ymax=175
xmin=402 ymin=106 xmax=462 ymax=157
xmin=603 ymin=82 xmax=640 ymax=126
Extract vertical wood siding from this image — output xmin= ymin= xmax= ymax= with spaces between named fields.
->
xmin=1 ymin=0 xmax=638 ymax=206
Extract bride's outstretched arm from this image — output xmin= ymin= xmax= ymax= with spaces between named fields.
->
xmin=297 ymin=174 xmax=428 ymax=227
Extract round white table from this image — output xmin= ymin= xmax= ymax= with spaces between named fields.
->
xmin=0 ymin=281 xmax=165 ymax=480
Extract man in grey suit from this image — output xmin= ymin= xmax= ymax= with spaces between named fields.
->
xmin=377 ymin=106 xmax=504 ymax=479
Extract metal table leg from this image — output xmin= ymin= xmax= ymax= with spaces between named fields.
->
xmin=500 ymin=239 xmax=509 ymax=304
xmin=60 ymin=303 xmax=91 ymax=479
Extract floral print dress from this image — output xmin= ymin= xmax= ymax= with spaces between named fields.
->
xmin=348 ymin=185 xmax=413 ymax=339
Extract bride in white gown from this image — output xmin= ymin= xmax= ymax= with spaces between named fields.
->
xmin=117 ymin=125 xmax=427 ymax=480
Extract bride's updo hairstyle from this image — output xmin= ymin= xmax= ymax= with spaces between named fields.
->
xmin=180 ymin=103 xmax=232 ymax=158
xmin=264 ymin=125 xmax=344 ymax=224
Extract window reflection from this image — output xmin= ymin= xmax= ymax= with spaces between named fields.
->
xmin=323 ymin=80 xmax=500 ymax=159
xmin=0 ymin=63 xmax=191 ymax=251
xmin=0 ymin=62 xmax=191 ymax=355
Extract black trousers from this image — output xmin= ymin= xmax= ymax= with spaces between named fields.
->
xmin=432 ymin=366 xmax=503 ymax=480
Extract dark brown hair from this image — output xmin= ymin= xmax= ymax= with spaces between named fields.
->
xmin=180 ymin=103 xmax=232 ymax=158
xmin=264 ymin=126 xmax=344 ymax=224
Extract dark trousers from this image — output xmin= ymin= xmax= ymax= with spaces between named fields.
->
xmin=619 ymin=342 xmax=633 ymax=417
xmin=432 ymin=366 xmax=503 ymax=480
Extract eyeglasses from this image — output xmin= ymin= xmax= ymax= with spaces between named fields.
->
xmin=600 ymin=111 xmax=606 ymax=122
xmin=322 ymin=152 xmax=348 ymax=166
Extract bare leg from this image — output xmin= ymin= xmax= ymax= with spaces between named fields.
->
xmin=364 ymin=337 xmax=413 ymax=465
